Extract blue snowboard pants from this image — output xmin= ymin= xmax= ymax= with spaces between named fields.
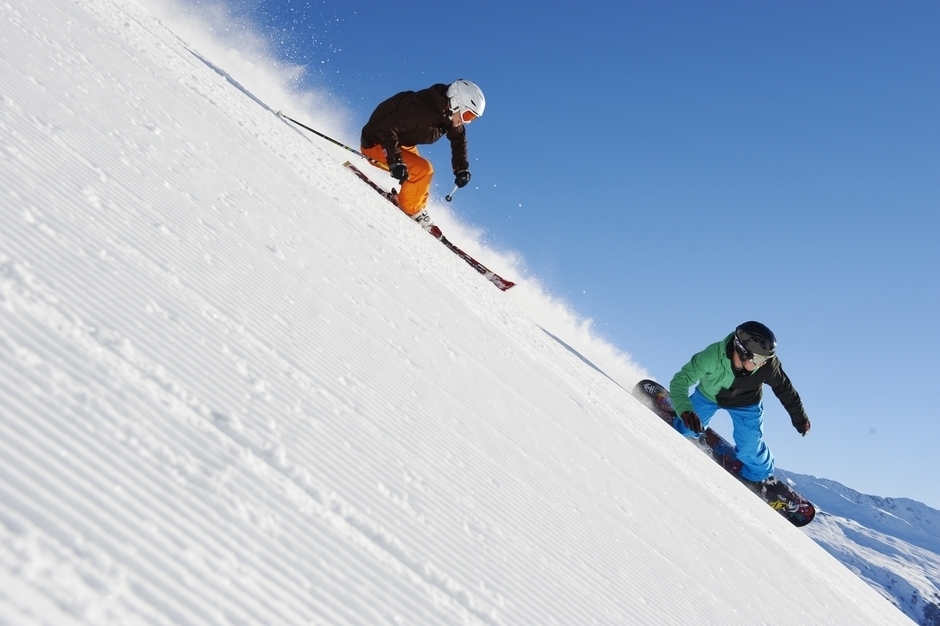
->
xmin=672 ymin=388 xmax=775 ymax=482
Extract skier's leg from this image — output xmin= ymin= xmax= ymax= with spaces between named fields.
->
xmin=361 ymin=144 xmax=388 ymax=167
xmin=672 ymin=388 xmax=718 ymax=437
xmin=358 ymin=145 xmax=433 ymax=216
xmin=396 ymin=146 xmax=433 ymax=216
xmin=727 ymin=403 xmax=775 ymax=481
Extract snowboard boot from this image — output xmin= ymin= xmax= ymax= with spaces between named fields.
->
xmin=741 ymin=476 xmax=772 ymax=495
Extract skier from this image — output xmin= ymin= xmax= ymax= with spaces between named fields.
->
xmin=669 ymin=321 xmax=812 ymax=492
xmin=360 ymin=79 xmax=485 ymax=237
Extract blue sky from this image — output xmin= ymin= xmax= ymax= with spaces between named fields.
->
xmin=179 ymin=0 xmax=939 ymax=507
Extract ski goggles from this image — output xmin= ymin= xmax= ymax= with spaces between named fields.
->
xmin=459 ymin=109 xmax=478 ymax=123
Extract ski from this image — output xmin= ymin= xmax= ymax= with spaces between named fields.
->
xmin=438 ymin=238 xmax=516 ymax=291
xmin=343 ymin=161 xmax=516 ymax=291
xmin=344 ymin=160 xmax=399 ymax=203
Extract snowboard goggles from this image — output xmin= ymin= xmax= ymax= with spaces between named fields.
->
xmin=747 ymin=352 xmax=771 ymax=366
xmin=733 ymin=337 xmax=771 ymax=366
xmin=456 ymin=108 xmax=478 ymax=123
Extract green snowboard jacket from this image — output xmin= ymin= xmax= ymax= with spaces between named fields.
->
xmin=669 ymin=333 xmax=810 ymax=429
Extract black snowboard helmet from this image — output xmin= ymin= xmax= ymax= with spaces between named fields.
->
xmin=733 ymin=321 xmax=777 ymax=362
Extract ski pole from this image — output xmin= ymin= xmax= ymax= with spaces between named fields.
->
xmin=276 ymin=111 xmax=387 ymax=170
xmin=444 ymin=185 xmax=459 ymax=202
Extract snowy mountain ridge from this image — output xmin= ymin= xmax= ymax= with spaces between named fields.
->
xmin=0 ymin=0 xmax=936 ymax=623
xmin=798 ymin=473 xmax=940 ymax=549
xmin=781 ymin=470 xmax=940 ymax=625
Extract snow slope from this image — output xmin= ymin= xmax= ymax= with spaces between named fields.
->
xmin=0 ymin=0 xmax=920 ymax=623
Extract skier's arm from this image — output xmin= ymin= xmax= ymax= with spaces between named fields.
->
xmin=447 ymin=125 xmax=469 ymax=173
xmin=372 ymin=112 xmax=421 ymax=164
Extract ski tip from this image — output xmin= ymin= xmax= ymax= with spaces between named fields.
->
xmin=494 ymin=278 xmax=516 ymax=291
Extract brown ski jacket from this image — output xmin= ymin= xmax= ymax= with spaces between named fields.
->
xmin=361 ymin=84 xmax=469 ymax=173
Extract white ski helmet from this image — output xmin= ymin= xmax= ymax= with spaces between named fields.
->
xmin=446 ymin=79 xmax=485 ymax=122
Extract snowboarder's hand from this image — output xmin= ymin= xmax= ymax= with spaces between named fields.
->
xmin=794 ymin=418 xmax=811 ymax=436
xmin=455 ymin=169 xmax=471 ymax=188
xmin=680 ymin=411 xmax=703 ymax=434
xmin=389 ymin=157 xmax=408 ymax=184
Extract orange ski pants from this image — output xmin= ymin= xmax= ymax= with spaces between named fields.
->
xmin=360 ymin=144 xmax=433 ymax=217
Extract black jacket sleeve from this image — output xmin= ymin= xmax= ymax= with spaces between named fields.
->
xmin=767 ymin=361 xmax=810 ymax=428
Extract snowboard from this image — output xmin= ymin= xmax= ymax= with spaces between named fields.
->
xmin=632 ymin=378 xmax=816 ymax=527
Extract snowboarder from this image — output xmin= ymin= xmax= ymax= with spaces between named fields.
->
xmin=669 ymin=321 xmax=812 ymax=491
xmin=360 ymin=80 xmax=484 ymax=236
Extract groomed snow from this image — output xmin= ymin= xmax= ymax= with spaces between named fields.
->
xmin=0 ymin=0 xmax=915 ymax=623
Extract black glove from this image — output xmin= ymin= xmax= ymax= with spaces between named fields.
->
xmin=680 ymin=411 xmax=703 ymax=434
xmin=389 ymin=157 xmax=408 ymax=184
xmin=794 ymin=418 xmax=811 ymax=436
xmin=455 ymin=169 xmax=471 ymax=188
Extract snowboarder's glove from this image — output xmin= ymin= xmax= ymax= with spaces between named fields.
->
xmin=389 ymin=157 xmax=408 ymax=184
xmin=794 ymin=418 xmax=811 ymax=436
xmin=680 ymin=411 xmax=703 ymax=434
xmin=455 ymin=169 xmax=471 ymax=188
